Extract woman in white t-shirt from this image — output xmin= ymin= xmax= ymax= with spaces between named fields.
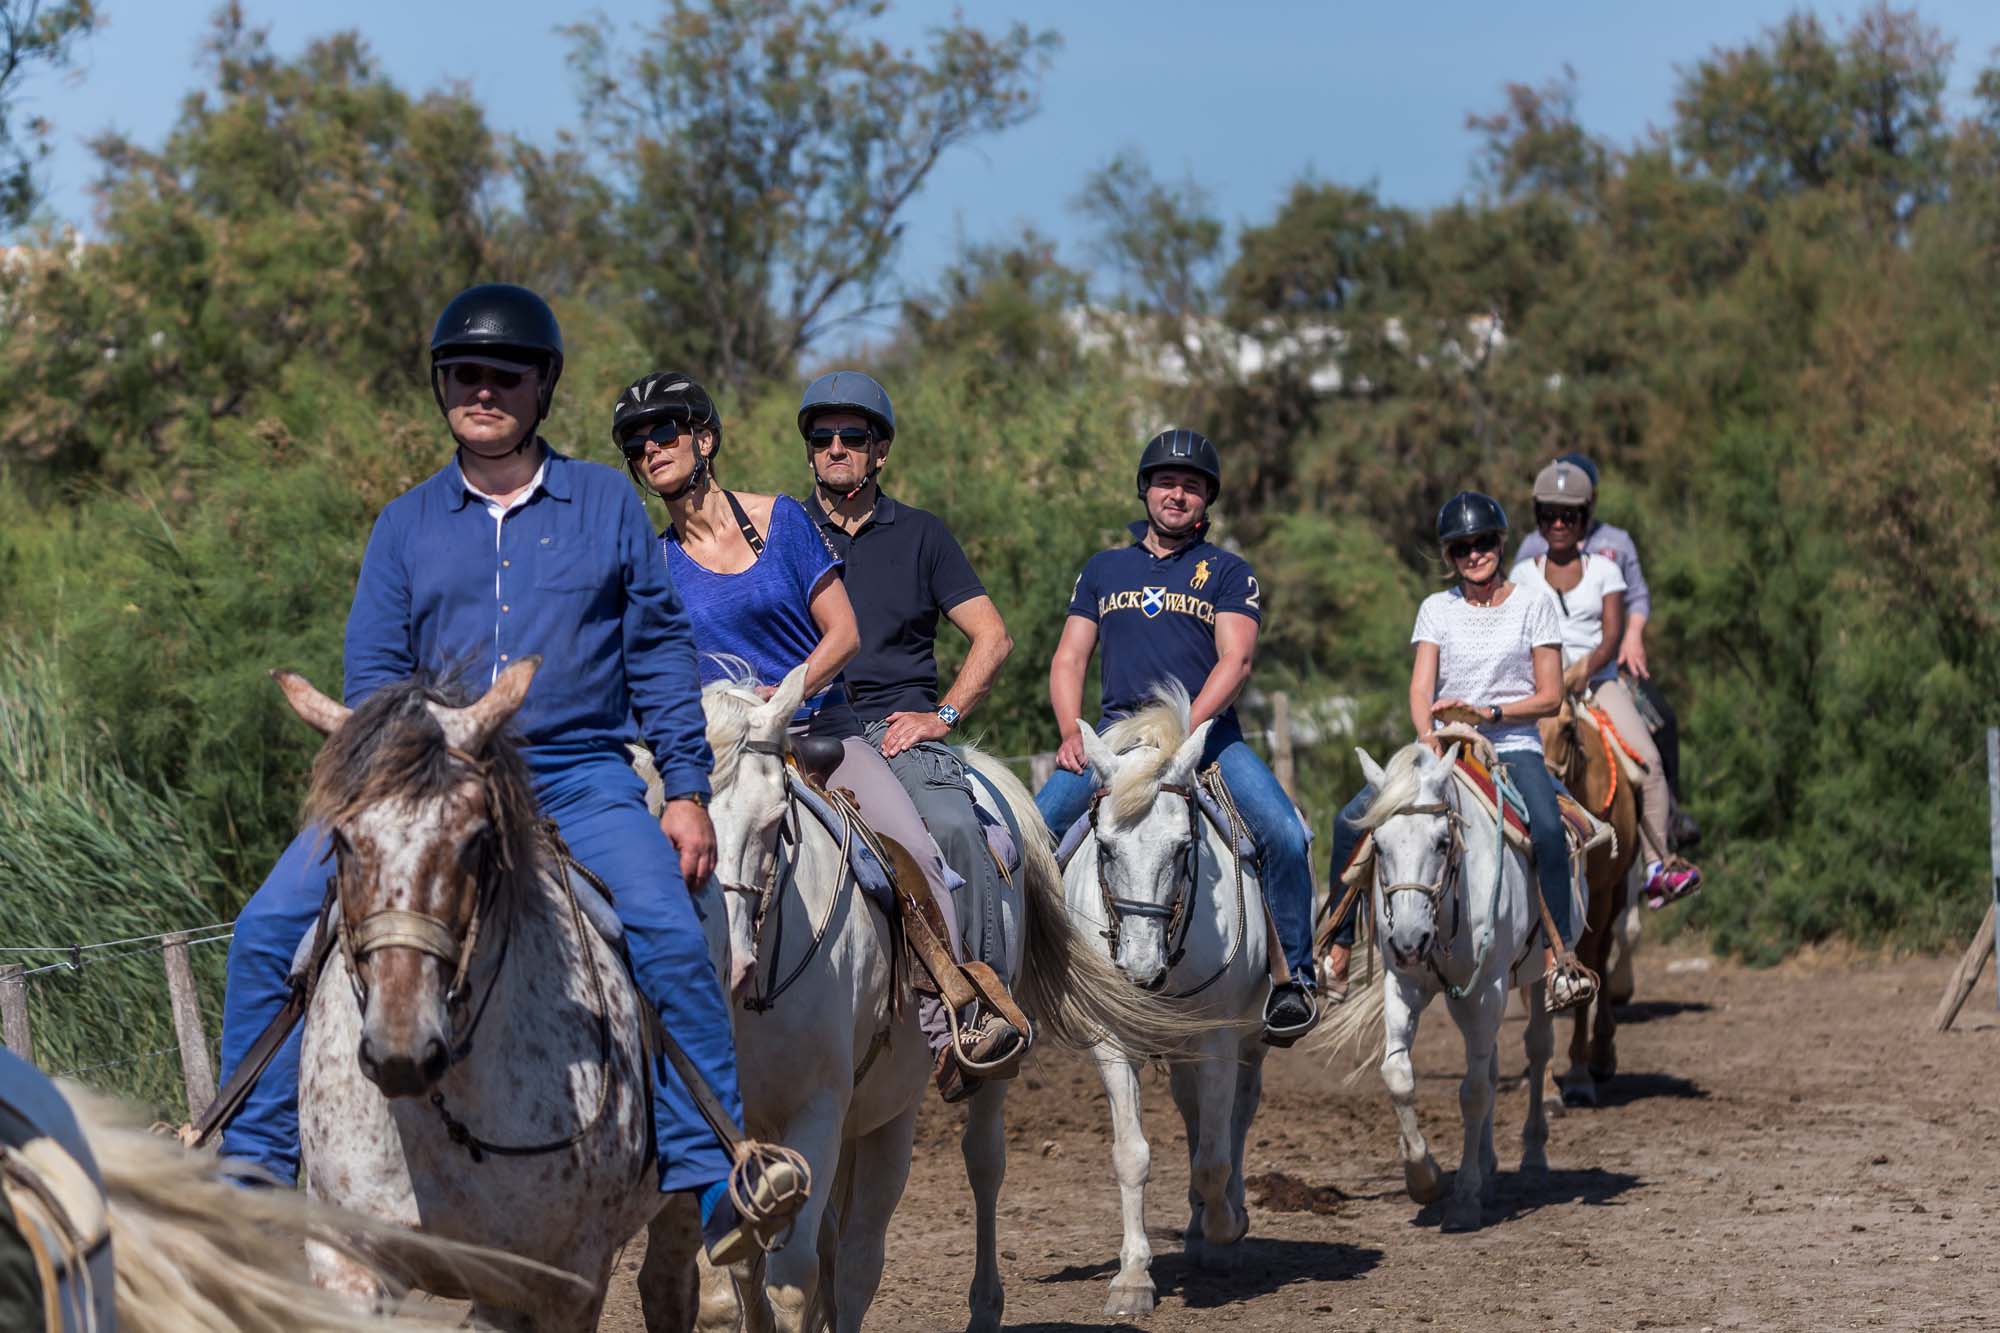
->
xmin=1511 ymin=460 xmax=1702 ymax=908
xmin=1323 ymin=491 xmax=1588 ymax=1007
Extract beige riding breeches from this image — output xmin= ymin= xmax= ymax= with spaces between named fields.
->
xmin=1590 ymin=677 xmax=1672 ymax=864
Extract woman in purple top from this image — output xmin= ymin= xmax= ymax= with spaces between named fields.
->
xmin=613 ymin=371 xmax=1025 ymax=1100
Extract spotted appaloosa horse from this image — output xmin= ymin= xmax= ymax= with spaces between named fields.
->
xmin=276 ymin=661 xmax=675 ymax=1330
xmin=1541 ymin=694 xmax=1640 ymax=1107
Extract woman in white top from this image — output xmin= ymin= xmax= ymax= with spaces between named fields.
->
xmin=1511 ymin=460 xmax=1701 ymax=908
xmin=1323 ymin=491 xmax=1585 ymax=1006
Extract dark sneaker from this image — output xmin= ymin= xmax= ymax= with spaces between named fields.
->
xmin=957 ymin=1011 xmax=1026 ymax=1071
xmin=1669 ymin=810 xmax=1703 ymax=853
xmin=1262 ymin=980 xmax=1320 ymax=1047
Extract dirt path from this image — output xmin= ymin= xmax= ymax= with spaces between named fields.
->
xmin=600 ymin=943 xmax=1999 ymax=1331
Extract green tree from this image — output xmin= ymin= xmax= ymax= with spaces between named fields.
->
xmin=563 ymin=0 xmax=1059 ymax=388
xmin=0 ymin=0 xmax=97 ymax=228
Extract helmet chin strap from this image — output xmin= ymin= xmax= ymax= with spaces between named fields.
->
xmin=814 ymin=457 xmax=878 ymax=505
xmin=661 ymin=452 xmax=709 ymax=502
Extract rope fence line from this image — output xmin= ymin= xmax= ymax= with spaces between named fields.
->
xmin=57 ymin=1046 xmax=182 ymax=1080
xmin=0 ymin=921 xmax=236 ymax=956
xmin=10 ymin=927 xmax=235 ymax=980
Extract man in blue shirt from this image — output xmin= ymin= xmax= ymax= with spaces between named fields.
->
xmin=1034 ymin=430 xmax=1319 ymax=1045
xmin=214 ymin=285 xmax=789 ymax=1260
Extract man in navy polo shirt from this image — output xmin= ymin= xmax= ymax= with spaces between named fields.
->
xmin=1034 ymin=429 xmax=1318 ymax=1044
xmin=214 ymin=284 xmax=796 ymax=1262
xmin=795 ymin=370 xmax=1029 ymax=1101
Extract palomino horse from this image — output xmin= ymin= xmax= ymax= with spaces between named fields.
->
xmin=650 ymin=665 xmax=1205 ymax=1333
xmin=1 ymin=1050 xmax=564 ymax=1330
xmin=1064 ymin=687 xmax=1272 ymax=1318
xmin=1541 ymin=694 xmax=1640 ymax=1107
xmin=277 ymin=661 xmax=675 ymax=1329
xmin=1320 ymin=738 xmax=1557 ymax=1233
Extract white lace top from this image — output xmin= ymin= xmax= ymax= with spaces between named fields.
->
xmin=1509 ymin=553 xmax=1627 ymax=685
xmin=1411 ymin=585 xmax=1561 ymax=755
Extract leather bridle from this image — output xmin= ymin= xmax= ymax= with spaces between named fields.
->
xmin=1088 ymin=781 xmax=1201 ymax=980
xmin=1376 ymin=794 xmax=1468 ymax=965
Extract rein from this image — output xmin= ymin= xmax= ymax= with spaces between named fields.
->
xmin=727 ymin=738 xmax=860 ymax=1015
xmin=1090 ymin=766 xmax=1248 ymax=999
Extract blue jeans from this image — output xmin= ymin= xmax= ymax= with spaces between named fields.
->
xmin=1034 ymin=719 xmax=1316 ymax=984
xmin=216 ymin=753 xmax=741 ymax=1195
xmin=1324 ymin=750 xmax=1575 ymax=950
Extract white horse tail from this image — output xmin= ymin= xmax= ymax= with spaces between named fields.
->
xmin=1310 ymin=969 xmax=1389 ymax=1086
xmin=66 ymin=1085 xmax=577 ymax=1330
xmin=957 ymin=746 xmax=1226 ymax=1055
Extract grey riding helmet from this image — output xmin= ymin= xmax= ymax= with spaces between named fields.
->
xmin=1135 ymin=428 xmax=1221 ymax=501
xmin=797 ymin=370 xmax=895 ymax=442
xmin=1435 ymin=491 xmax=1508 ymax=545
xmin=429 ymin=283 xmax=565 ymax=420
xmin=1532 ymin=460 xmax=1593 ymax=510
xmin=1555 ymin=450 xmax=1600 ymax=492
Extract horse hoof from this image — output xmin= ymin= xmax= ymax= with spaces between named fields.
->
xmin=1405 ymin=1157 xmax=1446 ymax=1205
xmin=1545 ymin=1095 xmax=1569 ymax=1120
xmin=1442 ymin=1197 xmax=1484 ymax=1233
xmin=1520 ymin=1146 xmax=1548 ymax=1176
xmin=1607 ymin=982 xmax=1634 ymax=1007
xmin=1105 ymin=1283 xmax=1156 ymax=1317
xmin=1560 ymin=1083 xmax=1599 ymax=1109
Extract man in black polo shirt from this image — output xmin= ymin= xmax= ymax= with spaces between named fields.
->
xmin=1033 ymin=429 xmax=1318 ymax=1045
xmin=796 ymin=370 xmax=1027 ymax=1100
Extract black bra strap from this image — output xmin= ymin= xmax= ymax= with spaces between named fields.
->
xmin=723 ymin=490 xmax=765 ymax=555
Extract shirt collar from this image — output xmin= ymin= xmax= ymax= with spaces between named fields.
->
xmin=444 ymin=442 xmax=568 ymax=510
xmin=1126 ymin=518 xmax=1209 ymax=555
xmin=807 ymin=489 xmax=897 ymax=529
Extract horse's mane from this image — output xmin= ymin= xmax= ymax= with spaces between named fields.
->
xmin=1099 ymin=681 xmax=1192 ymax=825
xmin=1356 ymin=741 xmax=1446 ymax=829
xmin=699 ymin=655 xmax=765 ymax=794
xmin=301 ymin=675 xmax=541 ymax=887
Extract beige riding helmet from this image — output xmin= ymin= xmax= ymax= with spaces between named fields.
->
xmin=1533 ymin=459 xmax=1593 ymax=507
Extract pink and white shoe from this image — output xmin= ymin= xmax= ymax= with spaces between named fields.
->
xmin=1644 ymin=858 xmax=1703 ymax=909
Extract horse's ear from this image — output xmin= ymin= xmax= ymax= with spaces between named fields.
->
xmin=1077 ymin=722 xmax=1118 ymax=781
xmin=1356 ymin=747 xmax=1387 ymax=791
xmin=442 ymin=655 xmax=541 ymax=753
xmin=1167 ymin=718 xmax=1214 ymax=783
xmin=752 ymin=663 xmax=811 ymax=734
xmin=272 ymin=669 xmax=351 ymax=737
xmin=1439 ymin=742 xmax=1462 ymax=772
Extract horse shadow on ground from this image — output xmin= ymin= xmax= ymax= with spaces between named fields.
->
xmin=1613 ymin=999 xmax=1713 ymax=1024
xmin=1591 ymin=1071 xmax=1707 ymax=1108
xmin=1407 ymin=1164 xmax=1642 ymax=1230
xmin=1036 ymin=1232 xmax=1381 ymax=1315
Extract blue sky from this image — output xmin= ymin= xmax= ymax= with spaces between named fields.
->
xmin=15 ymin=0 xmax=2000 ymax=322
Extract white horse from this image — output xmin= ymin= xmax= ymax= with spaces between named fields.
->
xmin=278 ymin=662 xmax=677 ymax=1329
xmin=1064 ymin=688 xmax=1272 ymax=1318
xmin=652 ymin=665 xmax=1204 ymax=1333
xmin=1320 ymin=738 xmax=1556 ymax=1233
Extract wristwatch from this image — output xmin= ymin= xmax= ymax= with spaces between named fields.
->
xmin=936 ymin=703 xmax=962 ymax=730
xmin=1487 ymin=704 xmax=1502 ymax=724
xmin=664 ymin=791 xmax=709 ymax=808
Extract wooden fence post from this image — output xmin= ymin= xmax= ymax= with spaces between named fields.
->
xmin=1 ymin=964 xmax=33 ymax=1065
xmin=161 ymin=933 xmax=217 ymax=1120
xmin=1989 ymin=726 xmax=1998 ymax=1011
xmin=1932 ymin=727 xmax=2000 ymax=1032
xmin=1271 ymin=690 xmax=1296 ymax=802
xmin=1029 ymin=752 xmax=1056 ymax=792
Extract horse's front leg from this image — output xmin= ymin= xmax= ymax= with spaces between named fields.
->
xmin=962 ymin=1080 xmax=1009 ymax=1333
xmin=1169 ymin=1039 xmax=1249 ymax=1258
xmin=1380 ymin=974 xmax=1441 ymax=1205
xmin=1520 ymin=978 xmax=1555 ymax=1175
xmin=1091 ymin=1043 xmax=1156 ymax=1317
xmin=640 ymin=1194 xmax=703 ymax=1333
xmin=832 ymin=1104 xmax=918 ymax=1333
xmin=1441 ymin=980 xmax=1504 ymax=1232
xmin=760 ymin=1096 xmax=846 ymax=1333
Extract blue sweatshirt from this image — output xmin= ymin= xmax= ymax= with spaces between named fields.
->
xmin=341 ymin=446 xmax=712 ymax=797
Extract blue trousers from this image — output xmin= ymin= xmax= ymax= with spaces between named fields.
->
xmin=1325 ymin=751 xmax=1575 ymax=950
xmin=1034 ymin=720 xmax=1316 ymax=985
xmin=216 ymin=754 xmax=741 ymax=1195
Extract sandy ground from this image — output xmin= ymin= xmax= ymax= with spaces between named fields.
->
xmin=592 ymin=941 xmax=1999 ymax=1331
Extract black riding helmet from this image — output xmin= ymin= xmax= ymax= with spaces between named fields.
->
xmin=796 ymin=370 xmax=895 ymax=442
xmin=1436 ymin=491 xmax=1508 ymax=545
xmin=1136 ymin=429 xmax=1221 ymax=502
xmin=429 ymin=284 xmax=564 ymax=422
xmin=615 ymin=371 xmax=721 ymax=499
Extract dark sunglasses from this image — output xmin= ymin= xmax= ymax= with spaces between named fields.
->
xmin=619 ymin=419 xmax=691 ymax=460
xmin=806 ymin=426 xmax=874 ymax=451
xmin=447 ymin=363 xmax=526 ymax=390
xmin=1445 ymin=532 xmax=1502 ymax=561
xmin=1535 ymin=506 xmax=1585 ymax=527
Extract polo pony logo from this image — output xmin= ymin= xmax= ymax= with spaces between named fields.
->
xmin=1191 ymin=558 xmax=1212 ymax=590
xmin=1140 ymin=586 xmax=1166 ymax=618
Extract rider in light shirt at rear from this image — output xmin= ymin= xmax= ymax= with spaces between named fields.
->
xmin=1510 ymin=459 xmax=1701 ymax=907
xmin=1034 ymin=429 xmax=1320 ymax=1047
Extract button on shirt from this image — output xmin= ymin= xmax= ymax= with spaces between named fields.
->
xmin=342 ymin=447 xmax=712 ymax=797
xmin=1067 ymin=521 xmax=1262 ymax=727
xmin=804 ymin=492 xmax=984 ymax=724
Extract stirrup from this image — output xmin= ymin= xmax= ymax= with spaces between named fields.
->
xmin=1261 ymin=983 xmax=1321 ymax=1048
xmin=706 ymin=1144 xmax=813 ymax=1266
xmin=1544 ymin=955 xmax=1600 ymax=1013
xmin=947 ymin=998 xmax=1029 ymax=1080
